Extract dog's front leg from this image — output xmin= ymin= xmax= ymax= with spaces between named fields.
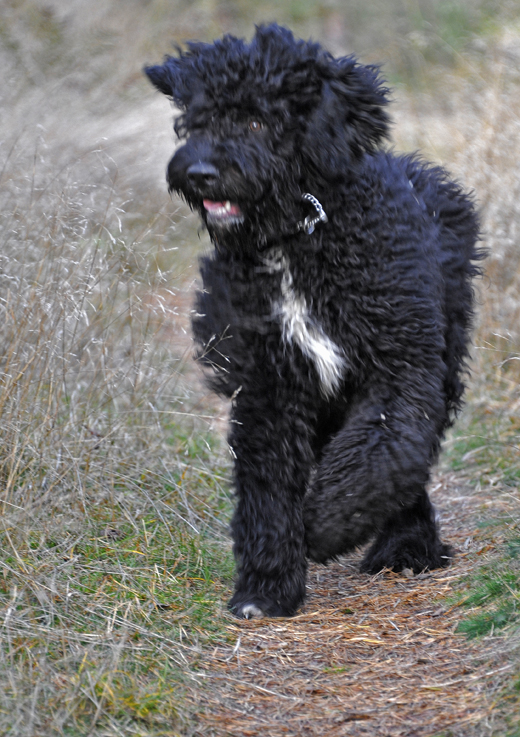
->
xmin=227 ymin=389 xmax=314 ymax=619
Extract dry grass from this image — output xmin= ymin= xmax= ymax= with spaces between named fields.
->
xmin=1 ymin=1 xmax=520 ymax=735
xmin=0 ymin=119 xmax=234 ymax=735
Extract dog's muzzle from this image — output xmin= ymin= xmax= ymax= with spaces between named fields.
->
xmin=181 ymin=161 xmax=245 ymax=227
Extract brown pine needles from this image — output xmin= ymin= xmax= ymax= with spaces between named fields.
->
xmin=188 ymin=475 xmax=517 ymax=737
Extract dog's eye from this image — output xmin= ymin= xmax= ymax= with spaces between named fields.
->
xmin=248 ymin=120 xmax=264 ymax=133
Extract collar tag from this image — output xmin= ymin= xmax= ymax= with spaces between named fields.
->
xmin=297 ymin=193 xmax=328 ymax=235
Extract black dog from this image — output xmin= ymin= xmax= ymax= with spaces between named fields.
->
xmin=145 ymin=24 xmax=483 ymax=618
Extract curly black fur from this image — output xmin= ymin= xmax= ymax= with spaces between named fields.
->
xmin=145 ymin=24 xmax=484 ymax=619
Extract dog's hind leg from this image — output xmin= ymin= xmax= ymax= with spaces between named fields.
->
xmin=227 ymin=388 xmax=315 ymax=619
xmin=304 ymin=366 xmax=451 ymax=570
xmin=359 ymin=487 xmax=452 ymax=574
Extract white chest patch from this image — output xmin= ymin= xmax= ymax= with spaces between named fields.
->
xmin=263 ymin=249 xmax=345 ymax=397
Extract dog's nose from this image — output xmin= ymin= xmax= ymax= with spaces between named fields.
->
xmin=186 ymin=162 xmax=219 ymax=187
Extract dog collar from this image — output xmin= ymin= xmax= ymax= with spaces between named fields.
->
xmin=296 ymin=193 xmax=328 ymax=235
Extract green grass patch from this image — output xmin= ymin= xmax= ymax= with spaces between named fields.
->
xmin=455 ymin=561 xmax=520 ymax=638
xmin=442 ymin=371 xmax=520 ymax=731
xmin=445 ymin=385 xmax=520 ymax=640
xmin=0 ymin=437 xmax=235 ymax=734
xmin=444 ymin=409 xmax=520 ymax=488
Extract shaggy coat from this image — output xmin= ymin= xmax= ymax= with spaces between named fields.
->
xmin=145 ymin=25 xmax=483 ymax=619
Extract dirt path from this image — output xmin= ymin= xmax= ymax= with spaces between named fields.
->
xmin=188 ymin=473 xmax=512 ymax=737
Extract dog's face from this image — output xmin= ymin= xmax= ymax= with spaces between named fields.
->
xmin=145 ymin=25 xmax=389 ymax=242
xmin=161 ymin=104 xmax=293 ymax=234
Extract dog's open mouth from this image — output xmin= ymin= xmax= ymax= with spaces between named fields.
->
xmin=203 ymin=199 xmax=244 ymax=227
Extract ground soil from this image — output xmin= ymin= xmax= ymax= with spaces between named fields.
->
xmin=185 ymin=473 xmax=514 ymax=737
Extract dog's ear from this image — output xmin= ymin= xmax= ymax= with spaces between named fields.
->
xmin=144 ymin=54 xmax=197 ymax=110
xmin=302 ymin=58 xmax=390 ymax=178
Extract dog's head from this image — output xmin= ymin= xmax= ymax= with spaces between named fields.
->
xmin=145 ymin=24 xmax=389 ymax=242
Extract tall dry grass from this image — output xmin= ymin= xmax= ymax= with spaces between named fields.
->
xmin=392 ymin=27 xmax=520 ymax=398
xmin=430 ymin=39 xmax=520 ymax=494
xmin=0 ymin=123 xmax=232 ymax=736
xmin=394 ymin=35 xmax=520 ymax=710
xmin=0 ymin=123 xmax=192 ymax=505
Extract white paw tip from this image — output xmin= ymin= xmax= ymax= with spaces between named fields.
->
xmin=241 ymin=604 xmax=265 ymax=619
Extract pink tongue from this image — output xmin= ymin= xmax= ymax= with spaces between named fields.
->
xmin=203 ymin=199 xmax=241 ymax=216
xmin=203 ymin=200 xmax=224 ymax=211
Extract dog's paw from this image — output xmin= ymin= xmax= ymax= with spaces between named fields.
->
xmin=229 ymin=592 xmax=301 ymax=619
xmin=233 ymin=603 xmax=265 ymax=619
xmin=228 ymin=592 xmax=269 ymax=619
xmin=361 ymin=538 xmax=453 ymax=575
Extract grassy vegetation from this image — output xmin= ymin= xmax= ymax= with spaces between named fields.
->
xmin=0 ymin=116 xmax=235 ymax=733
xmin=431 ymin=41 xmax=520 ymax=727
xmin=2 ymin=0 xmax=518 ymax=106
xmin=388 ymin=7 xmax=520 ymax=699
xmin=1 ymin=0 xmax=520 ymax=734
xmin=442 ymin=374 xmax=520 ymax=733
